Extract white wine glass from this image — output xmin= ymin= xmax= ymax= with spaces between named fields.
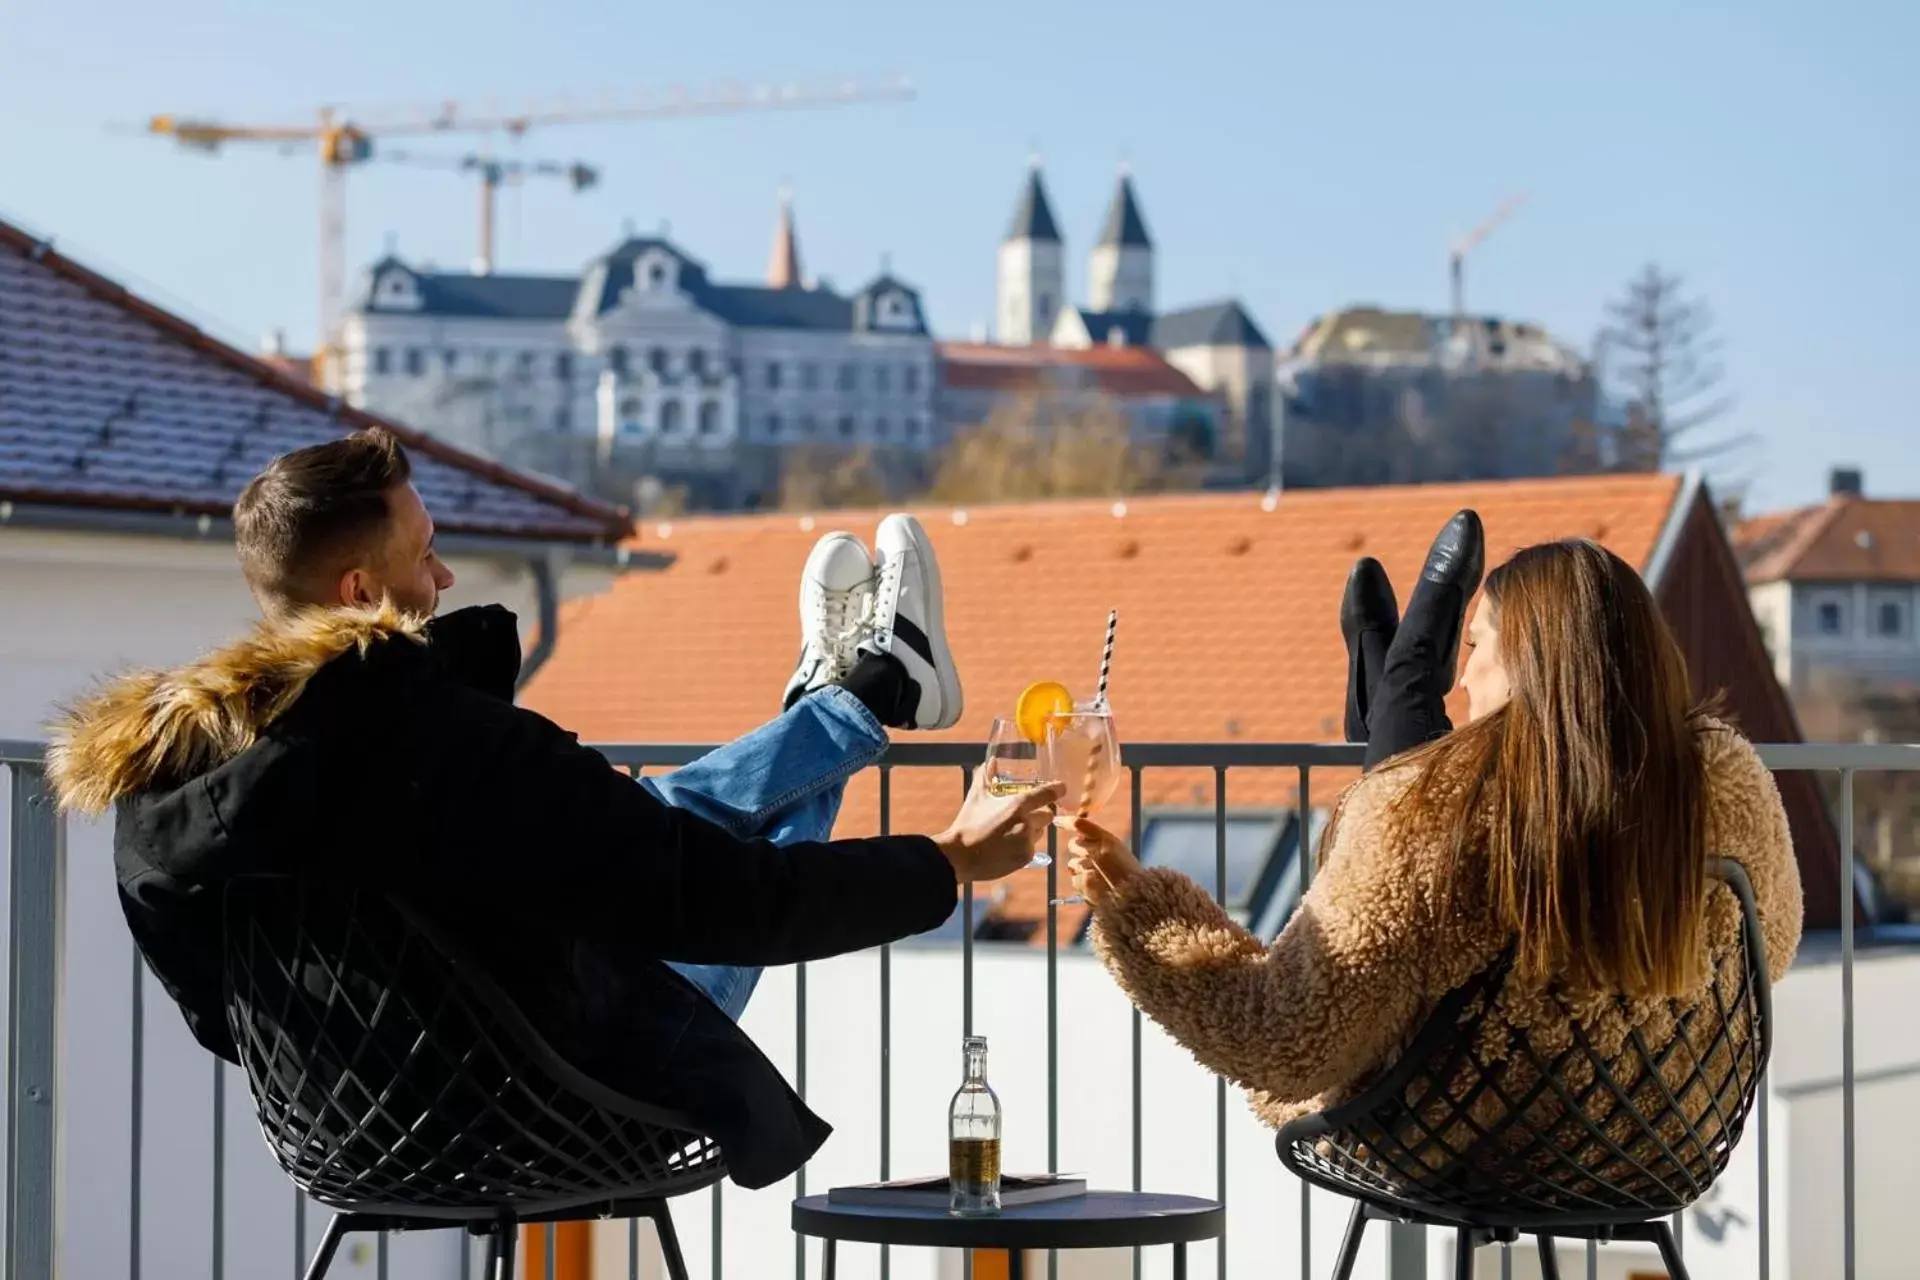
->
xmin=982 ymin=716 xmax=1060 ymax=870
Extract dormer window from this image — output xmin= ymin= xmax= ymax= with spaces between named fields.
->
xmin=634 ymin=249 xmax=678 ymax=295
xmin=375 ymin=270 xmax=423 ymax=311
xmin=874 ymin=289 xmax=917 ymax=331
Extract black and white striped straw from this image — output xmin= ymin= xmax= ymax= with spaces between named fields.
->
xmin=1094 ymin=609 xmax=1117 ymax=708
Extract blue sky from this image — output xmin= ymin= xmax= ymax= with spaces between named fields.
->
xmin=2 ymin=0 xmax=1913 ymax=510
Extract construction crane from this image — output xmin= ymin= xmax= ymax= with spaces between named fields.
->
xmin=1448 ymin=192 xmax=1528 ymax=326
xmin=145 ymin=74 xmax=916 ymax=386
xmin=378 ymin=149 xmax=599 ymax=276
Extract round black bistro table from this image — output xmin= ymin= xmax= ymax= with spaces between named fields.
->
xmin=792 ymin=1191 xmax=1224 ymax=1278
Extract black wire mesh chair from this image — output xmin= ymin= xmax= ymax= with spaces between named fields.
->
xmin=223 ymin=876 xmax=727 ymax=1280
xmin=1278 ymin=859 xmax=1771 ymax=1280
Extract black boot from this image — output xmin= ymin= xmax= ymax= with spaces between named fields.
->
xmin=1340 ymin=557 xmax=1399 ymax=743
xmin=1364 ymin=510 xmax=1485 ymax=770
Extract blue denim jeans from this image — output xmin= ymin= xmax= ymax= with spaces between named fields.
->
xmin=640 ymin=685 xmax=887 ymax=1020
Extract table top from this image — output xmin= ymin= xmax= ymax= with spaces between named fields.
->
xmin=792 ymin=1191 xmax=1224 ymax=1250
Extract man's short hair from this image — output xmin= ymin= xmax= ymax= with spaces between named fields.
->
xmin=233 ymin=428 xmax=413 ymax=608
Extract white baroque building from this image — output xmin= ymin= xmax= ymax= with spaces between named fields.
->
xmin=340 ymin=200 xmax=937 ymax=510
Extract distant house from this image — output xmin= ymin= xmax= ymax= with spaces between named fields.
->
xmin=340 ymin=198 xmax=937 ymax=511
xmin=934 ymin=341 xmax=1225 ymax=458
xmin=1279 ymin=305 xmax=1600 ymax=489
xmin=1735 ymin=468 xmax=1920 ymax=695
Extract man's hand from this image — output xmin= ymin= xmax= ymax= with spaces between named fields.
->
xmin=1066 ymin=816 xmax=1144 ymax=907
xmin=934 ymin=774 xmax=1064 ymax=883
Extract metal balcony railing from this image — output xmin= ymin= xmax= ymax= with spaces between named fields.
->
xmin=5 ymin=739 xmax=1920 ymax=1280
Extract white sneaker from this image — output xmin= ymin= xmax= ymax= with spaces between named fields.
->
xmin=783 ymin=531 xmax=875 ymax=711
xmin=863 ymin=513 xmax=964 ymax=730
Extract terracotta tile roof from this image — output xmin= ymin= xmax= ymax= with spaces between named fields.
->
xmin=1735 ymin=497 xmax=1920 ymax=584
xmin=0 ymin=218 xmax=630 ymax=543
xmin=522 ymin=474 xmax=1688 ymax=939
xmin=938 ymin=342 xmax=1207 ymax=400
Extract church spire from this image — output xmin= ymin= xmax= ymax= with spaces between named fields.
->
xmin=766 ymin=190 xmax=803 ymax=290
xmin=1098 ymin=167 xmax=1152 ymax=249
xmin=1003 ymin=159 xmax=1062 ymax=245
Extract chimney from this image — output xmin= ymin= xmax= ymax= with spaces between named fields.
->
xmin=1831 ymin=467 xmax=1864 ymax=499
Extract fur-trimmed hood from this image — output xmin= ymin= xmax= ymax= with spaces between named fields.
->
xmin=49 ymin=603 xmax=522 ymax=816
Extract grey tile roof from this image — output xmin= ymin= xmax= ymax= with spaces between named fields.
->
xmin=1004 ymin=168 xmax=1063 ymax=244
xmin=1097 ymin=176 xmax=1152 ymax=249
xmin=575 ymin=237 xmax=928 ymax=335
xmin=354 ymin=257 xmax=578 ymax=320
xmin=0 ymin=221 xmax=629 ymax=542
xmin=1152 ymin=300 xmax=1271 ymax=351
xmin=1070 ymin=308 xmax=1155 ymax=348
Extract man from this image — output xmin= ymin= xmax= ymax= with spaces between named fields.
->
xmin=50 ymin=428 xmax=1058 ymax=1190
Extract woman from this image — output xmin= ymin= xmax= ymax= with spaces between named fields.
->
xmin=1070 ymin=531 xmax=1801 ymax=1133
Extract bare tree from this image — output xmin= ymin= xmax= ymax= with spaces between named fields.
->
xmin=926 ymin=389 xmax=1198 ymax=505
xmin=777 ymin=445 xmax=892 ymax=512
xmin=1596 ymin=264 xmax=1747 ymax=468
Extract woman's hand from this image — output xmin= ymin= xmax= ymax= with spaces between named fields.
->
xmin=1067 ymin=817 xmax=1144 ymax=907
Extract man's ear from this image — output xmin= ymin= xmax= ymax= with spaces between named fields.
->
xmin=337 ymin=567 xmax=375 ymax=608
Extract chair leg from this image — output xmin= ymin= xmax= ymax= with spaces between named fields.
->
xmin=1534 ymin=1235 xmax=1561 ymax=1280
xmin=642 ymin=1200 xmax=692 ymax=1280
xmin=1331 ymin=1201 xmax=1370 ymax=1280
xmin=485 ymin=1216 xmax=518 ymax=1280
xmin=1453 ymin=1226 xmax=1476 ymax=1280
xmin=301 ymin=1214 xmax=352 ymax=1280
xmin=1649 ymin=1223 xmax=1690 ymax=1280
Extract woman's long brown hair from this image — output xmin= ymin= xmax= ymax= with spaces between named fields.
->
xmin=1392 ymin=539 xmax=1711 ymax=997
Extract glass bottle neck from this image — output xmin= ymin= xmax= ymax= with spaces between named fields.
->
xmin=963 ymin=1042 xmax=988 ymax=1082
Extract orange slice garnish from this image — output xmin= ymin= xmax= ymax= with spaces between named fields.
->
xmin=1015 ymin=680 xmax=1075 ymax=744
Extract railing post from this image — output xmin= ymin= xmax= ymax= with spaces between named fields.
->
xmin=6 ymin=762 xmax=64 ymax=1280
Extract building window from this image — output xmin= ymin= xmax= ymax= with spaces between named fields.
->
xmin=765 ymin=413 xmax=782 ymax=438
xmin=609 ymin=346 xmax=630 ymax=376
xmin=516 ymin=351 xmax=536 ymax=378
xmin=371 ymin=348 xmax=391 ymax=375
xmin=874 ymin=417 xmax=890 ymax=440
xmin=838 ymin=415 xmax=856 ymax=438
xmin=875 ymin=366 xmax=891 ymax=393
xmin=801 ymin=415 xmax=818 ymax=437
xmin=689 ymin=349 xmax=708 ymax=379
xmin=554 ymin=351 xmax=573 ymax=380
xmin=1878 ymin=600 xmax=1907 ymax=638
xmin=649 ymin=347 xmax=670 ymax=377
xmin=904 ymin=416 xmax=922 ymax=441
xmin=619 ymin=397 xmax=641 ymax=419
xmin=801 ymin=363 xmax=820 ymax=391
xmin=698 ymin=400 xmax=722 ymax=435
xmin=904 ymin=366 xmax=920 ymax=394
xmin=442 ymin=350 xmax=458 ymax=372
xmin=404 ymin=348 xmax=425 ymax=376
xmin=554 ymin=406 xmax=572 ymax=432
xmin=838 ymin=363 xmax=857 ymax=392
xmin=766 ymin=362 xmax=783 ymax=391
xmin=1817 ymin=600 xmax=1846 ymax=636
xmin=660 ymin=400 xmax=684 ymax=434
